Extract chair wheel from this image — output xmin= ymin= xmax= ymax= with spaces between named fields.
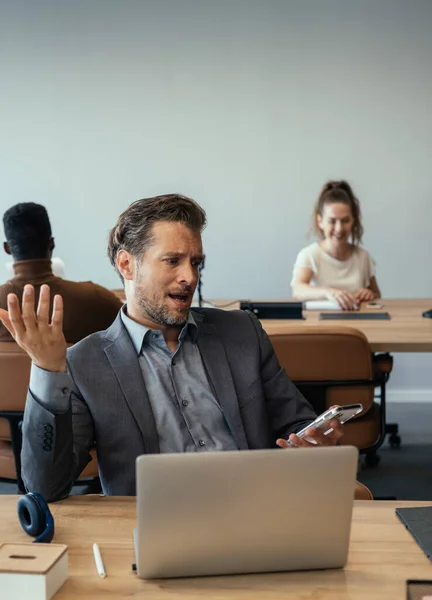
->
xmin=389 ymin=434 xmax=401 ymax=449
xmin=364 ymin=453 xmax=380 ymax=468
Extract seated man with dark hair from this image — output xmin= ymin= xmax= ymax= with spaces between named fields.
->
xmin=0 ymin=202 xmax=122 ymax=343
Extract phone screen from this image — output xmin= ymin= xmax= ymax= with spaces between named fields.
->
xmin=406 ymin=580 xmax=432 ymax=600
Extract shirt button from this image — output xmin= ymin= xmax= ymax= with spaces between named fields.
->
xmin=182 ymin=400 xmax=189 ymax=407
xmin=172 ymin=360 xmax=176 ymax=366
xmin=198 ymin=440 xmax=205 ymax=447
xmin=61 ymin=387 xmax=69 ymax=395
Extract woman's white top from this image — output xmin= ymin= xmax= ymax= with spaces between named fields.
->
xmin=291 ymin=242 xmax=375 ymax=293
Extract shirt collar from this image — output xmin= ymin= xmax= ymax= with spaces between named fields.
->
xmin=120 ymin=305 xmax=198 ymax=355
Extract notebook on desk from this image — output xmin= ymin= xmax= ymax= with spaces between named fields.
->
xmin=319 ymin=312 xmax=391 ymax=321
xmin=305 ymin=300 xmax=358 ymax=311
xmin=134 ymin=446 xmax=358 ymax=579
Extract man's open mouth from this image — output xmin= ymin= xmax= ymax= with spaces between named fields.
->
xmin=168 ymin=293 xmax=190 ymax=306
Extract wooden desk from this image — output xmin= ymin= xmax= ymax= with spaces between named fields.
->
xmin=212 ymin=299 xmax=432 ymax=353
xmin=1 ymin=495 xmax=432 ymax=599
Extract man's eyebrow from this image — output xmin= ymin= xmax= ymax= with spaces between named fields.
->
xmin=162 ymin=252 xmax=205 ymax=261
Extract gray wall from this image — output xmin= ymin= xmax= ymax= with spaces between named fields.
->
xmin=1 ymin=0 xmax=431 ymax=392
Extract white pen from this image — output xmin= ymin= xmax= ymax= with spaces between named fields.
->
xmin=93 ymin=543 xmax=107 ymax=578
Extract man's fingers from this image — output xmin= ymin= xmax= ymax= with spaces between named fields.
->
xmin=21 ymin=285 xmax=37 ymax=331
xmin=276 ymin=438 xmax=291 ymax=449
xmin=7 ymin=293 xmax=26 ymax=337
xmin=0 ymin=308 xmax=16 ymax=338
xmin=326 ymin=430 xmax=343 ymax=444
xmin=302 ymin=422 xmax=342 ymax=446
xmin=51 ymin=294 xmax=64 ymax=332
xmin=37 ymin=284 xmax=51 ymax=325
xmin=0 ymin=307 xmax=11 ymax=324
xmin=305 ymin=429 xmax=333 ymax=446
xmin=278 ymin=418 xmax=344 ymax=449
xmin=288 ymin=433 xmax=313 ymax=448
xmin=326 ymin=419 xmax=344 ymax=442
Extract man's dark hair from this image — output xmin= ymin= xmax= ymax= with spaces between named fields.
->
xmin=108 ymin=194 xmax=207 ymax=281
xmin=3 ymin=202 xmax=52 ymax=261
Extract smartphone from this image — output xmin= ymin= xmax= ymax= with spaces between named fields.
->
xmin=294 ymin=404 xmax=363 ymax=443
xmin=366 ymin=301 xmax=383 ymax=309
xmin=406 ymin=580 xmax=432 ymax=600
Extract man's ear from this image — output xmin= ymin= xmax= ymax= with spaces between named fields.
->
xmin=3 ymin=242 xmax=11 ymax=255
xmin=116 ymin=250 xmax=135 ymax=281
xmin=49 ymin=237 xmax=55 ymax=252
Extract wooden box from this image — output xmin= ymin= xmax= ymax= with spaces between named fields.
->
xmin=0 ymin=543 xmax=68 ymax=600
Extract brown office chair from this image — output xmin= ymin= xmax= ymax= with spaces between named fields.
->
xmin=111 ymin=288 xmax=125 ymax=302
xmin=269 ymin=326 xmax=388 ymax=467
xmin=0 ymin=342 xmax=99 ymax=491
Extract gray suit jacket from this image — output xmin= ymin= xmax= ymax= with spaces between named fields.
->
xmin=21 ymin=308 xmax=316 ymax=501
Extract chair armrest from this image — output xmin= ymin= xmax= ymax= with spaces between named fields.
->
xmin=355 ymin=480 xmax=373 ymax=500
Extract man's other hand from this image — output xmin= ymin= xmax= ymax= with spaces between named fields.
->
xmin=0 ymin=284 xmax=67 ymax=373
xmin=276 ymin=418 xmax=344 ymax=448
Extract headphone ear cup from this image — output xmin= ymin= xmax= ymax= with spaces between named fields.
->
xmin=17 ymin=494 xmax=46 ymax=537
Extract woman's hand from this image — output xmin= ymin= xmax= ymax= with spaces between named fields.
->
xmin=353 ymin=288 xmax=376 ymax=303
xmin=325 ymin=288 xmax=358 ymax=310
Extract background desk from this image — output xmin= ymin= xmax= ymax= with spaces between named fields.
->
xmin=1 ymin=495 xmax=432 ymax=599
xmin=110 ymin=292 xmax=432 ymax=352
xmin=208 ymin=299 xmax=432 ymax=353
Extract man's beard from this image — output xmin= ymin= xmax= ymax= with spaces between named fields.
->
xmin=136 ymin=290 xmax=189 ymax=327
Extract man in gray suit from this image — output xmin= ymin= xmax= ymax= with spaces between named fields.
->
xmin=0 ymin=194 xmax=343 ymax=502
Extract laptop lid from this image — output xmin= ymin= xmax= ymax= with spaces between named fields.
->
xmin=396 ymin=507 xmax=432 ymax=561
xmin=135 ymin=446 xmax=358 ymax=579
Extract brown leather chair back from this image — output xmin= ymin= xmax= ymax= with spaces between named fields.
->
xmin=269 ymin=326 xmax=374 ymax=416
xmin=0 ymin=343 xmax=31 ymax=442
xmin=0 ymin=341 xmax=98 ymax=483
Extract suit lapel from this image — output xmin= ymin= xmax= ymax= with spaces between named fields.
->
xmin=195 ymin=317 xmax=249 ymax=450
xmin=103 ymin=317 xmax=159 ymax=454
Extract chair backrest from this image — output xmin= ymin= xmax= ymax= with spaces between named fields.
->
xmin=269 ymin=326 xmax=374 ymax=416
xmin=0 ymin=343 xmax=32 ymax=412
xmin=111 ymin=289 xmax=125 ymax=302
xmin=0 ymin=342 xmax=32 ymax=441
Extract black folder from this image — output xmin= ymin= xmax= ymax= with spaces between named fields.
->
xmin=396 ymin=506 xmax=432 ymax=560
xmin=240 ymin=301 xmax=303 ymax=320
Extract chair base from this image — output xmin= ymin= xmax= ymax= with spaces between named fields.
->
xmin=385 ymin=423 xmax=402 ymax=448
xmin=363 ymin=452 xmax=381 ymax=468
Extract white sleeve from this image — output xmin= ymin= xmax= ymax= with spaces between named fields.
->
xmin=365 ymin=251 xmax=376 ymax=286
xmin=291 ymin=246 xmax=317 ymax=285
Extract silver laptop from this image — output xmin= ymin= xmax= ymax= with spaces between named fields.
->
xmin=135 ymin=446 xmax=358 ymax=579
